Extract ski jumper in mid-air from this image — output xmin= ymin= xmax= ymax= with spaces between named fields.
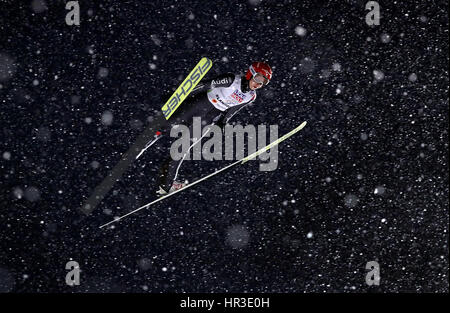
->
xmin=156 ymin=61 xmax=273 ymax=195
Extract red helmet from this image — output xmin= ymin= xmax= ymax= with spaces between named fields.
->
xmin=245 ymin=62 xmax=272 ymax=85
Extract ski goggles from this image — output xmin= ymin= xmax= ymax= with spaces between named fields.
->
xmin=252 ymin=73 xmax=269 ymax=86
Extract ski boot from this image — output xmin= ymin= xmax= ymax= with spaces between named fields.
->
xmin=168 ymin=181 xmax=187 ymax=193
xmin=156 ymin=186 xmax=168 ymax=197
xmin=156 ymin=181 xmax=187 ymax=197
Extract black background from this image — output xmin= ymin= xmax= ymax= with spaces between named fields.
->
xmin=0 ymin=0 xmax=448 ymax=293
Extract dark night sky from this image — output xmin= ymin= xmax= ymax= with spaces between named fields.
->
xmin=0 ymin=0 xmax=448 ymax=292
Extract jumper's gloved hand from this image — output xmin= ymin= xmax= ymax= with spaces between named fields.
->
xmin=212 ymin=112 xmax=226 ymax=129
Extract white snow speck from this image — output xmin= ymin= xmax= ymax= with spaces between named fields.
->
xmin=307 ymin=232 xmax=313 ymax=239
xmin=373 ymin=70 xmax=385 ymax=81
xmin=374 ymin=186 xmax=386 ymax=195
xmin=408 ymin=73 xmax=418 ymax=82
xmin=13 ymin=187 xmax=24 ymax=199
xmin=295 ymin=25 xmax=307 ymax=37
xmin=101 ymin=111 xmax=113 ymax=126
xmin=98 ymin=67 xmax=109 ymax=78
xmin=332 ymin=63 xmax=341 ymax=71
xmin=344 ymin=194 xmax=359 ymax=208
xmin=3 ymin=151 xmax=11 ymax=160
xmin=380 ymin=33 xmax=391 ymax=43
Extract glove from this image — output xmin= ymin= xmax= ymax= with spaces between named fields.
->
xmin=212 ymin=113 xmax=226 ymax=129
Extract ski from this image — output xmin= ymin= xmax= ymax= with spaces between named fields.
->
xmin=135 ymin=58 xmax=212 ymax=160
xmin=99 ymin=121 xmax=307 ymax=229
xmin=161 ymin=57 xmax=213 ymax=120
xmin=135 ymin=131 xmax=163 ymax=160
